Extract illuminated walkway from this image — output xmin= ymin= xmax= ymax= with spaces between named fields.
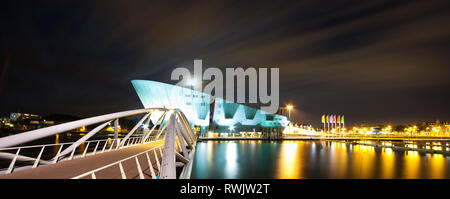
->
xmin=0 ymin=108 xmax=198 ymax=179
xmin=0 ymin=140 xmax=164 ymax=179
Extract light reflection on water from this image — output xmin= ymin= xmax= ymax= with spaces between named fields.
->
xmin=191 ymin=140 xmax=450 ymax=179
xmin=277 ymin=141 xmax=300 ymax=178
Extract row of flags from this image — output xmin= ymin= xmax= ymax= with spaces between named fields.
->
xmin=321 ymin=114 xmax=345 ymax=133
xmin=321 ymin=115 xmax=344 ymax=124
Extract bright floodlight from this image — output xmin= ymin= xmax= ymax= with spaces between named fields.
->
xmin=286 ymin=104 xmax=293 ymax=110
xmin=189 ymin=78 xmax=196 ymax=86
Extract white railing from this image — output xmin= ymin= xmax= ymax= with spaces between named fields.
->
xmin=0 ymin=108 xmax=197 ymax=179
xmin=0 ymin=136 xmax=161 ymax=175
xmin=72 ymin=145 xmax=164 ymax=179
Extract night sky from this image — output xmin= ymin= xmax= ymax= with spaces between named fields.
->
xmin=1 ymin=0 xmax=450 ymax=127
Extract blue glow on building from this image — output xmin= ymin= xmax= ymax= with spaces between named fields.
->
xmin=131 ymin=80 xmax=289 ymax=133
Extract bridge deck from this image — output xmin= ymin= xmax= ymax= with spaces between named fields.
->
xmin=0 ymin=140 xmax=164 ymax=179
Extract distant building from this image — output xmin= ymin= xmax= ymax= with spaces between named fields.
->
xmin=131 ymin=80 xmax=290 ymax=135
xmin=0 ymin=113 xmax=56 ymax=131
xmin=425 ymin=120 xmax=450 ymax=126
xmin=423 ymin=120 xmax=450 ymax=134
xmin=10 ymin=113 xmax=41 ymax=121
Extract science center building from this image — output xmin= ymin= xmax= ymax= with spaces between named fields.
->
xmin=131 ymin=80 xmax=290 ymax=136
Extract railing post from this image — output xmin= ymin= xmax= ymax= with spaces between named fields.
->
xmin=101 ymin=139 xmax=108 ymax=153
xmin=119 ymin=162 xmax=127 ymax=179
xmin=111 ymin=139 xmax=118 ymax=151
xmin=6 ymin=148 xmax=21 ymax=174
xmin=53 ymin=144 xmax=64 ymax=164
xmin=145 ymin=152 xmax=156 ymax=179
xmin=93 ymin=141 xmax=100 ymax=155
xmin=115 ymin=139 xmax=121 ymax=150
xmin=82 ymin=142 xmax=90 ymax=157
xmin=135 ymin=157 xmax=144 ymax=179
xmin=33 ymin=146 xmax=46 ymax=168
xmin=153 ymin=149 xmax=161 ymax=172
xmin=69 ymin=147 xmax=76 ymax=160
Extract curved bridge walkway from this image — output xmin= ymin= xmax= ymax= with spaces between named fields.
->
xmin=0 ymin=140 xmax=164 ymax=179
xmin=0 ymin=108 xmax=197 ymax=179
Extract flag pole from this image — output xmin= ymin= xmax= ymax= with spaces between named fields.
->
xmin=331 ymin=115 xmax=336 ymax=132
xmin=338 ymin=115 xmax=341 ymax=134
xmin=327 ymin=120 xmax=329 ymax=134
xmin=322 ymin=115 xmax=326 ymax=134
xmin=323 ymin=121 xmax=325 ymax=134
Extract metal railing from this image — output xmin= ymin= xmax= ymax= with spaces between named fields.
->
xmin=0 ymin=108 xmax=197 ymax=179
xmin=0 ymin=136 xmax=160 ymax=175
xmin=72 ymin=145 xmax=164 ymax=179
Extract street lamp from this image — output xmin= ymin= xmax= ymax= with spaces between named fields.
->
xmin=286 ymin=104 xmax=293 ymax=118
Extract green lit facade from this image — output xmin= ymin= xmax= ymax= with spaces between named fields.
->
xmin=131 ymin=80 xmax=289 ymax=134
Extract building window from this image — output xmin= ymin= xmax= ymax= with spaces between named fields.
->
xmin=266 ymin=115 xmax=274 ymax=121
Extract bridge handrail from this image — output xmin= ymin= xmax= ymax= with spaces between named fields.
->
xmin=0 ymin=108 xmax=169 ymax=149
xmin=72 ymin=145 xmax=163 ymax=179
xmin=0 ymin=135 xmax=159 ymax=151
xmin=0 ymin=137 xmax=115 ymax=151
xmin=0 ymin=108 xmax=197 ymax=179
xmin=0 ymin=135 xmax=162 ymax=175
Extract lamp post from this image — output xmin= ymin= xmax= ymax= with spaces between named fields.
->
xmin=286 ymin=105 xmax=293 ymax=119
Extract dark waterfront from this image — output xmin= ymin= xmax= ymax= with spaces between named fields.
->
xmin=191 ymin=140 xmax=450 ymax=179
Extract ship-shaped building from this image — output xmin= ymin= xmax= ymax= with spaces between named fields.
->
xmin=131 ymin=80 xmax=289 ymax=135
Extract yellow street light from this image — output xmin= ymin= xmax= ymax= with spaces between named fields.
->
xmin=286 ymin=104 xmax=294 ymax=118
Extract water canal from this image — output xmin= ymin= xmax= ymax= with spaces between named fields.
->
xmin=191 ymin=140 xmax=450 ymax=179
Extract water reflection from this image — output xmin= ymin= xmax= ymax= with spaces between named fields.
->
xmin=224 ymin=142 xmax=238 ymax=178
xmin=277 ymin=141 xmax=300 ymax=178
xmin=430 ymin=154 xmax=445 ymax=179
xmin=191 ymin=140 xmax=450 ymax=179
xmin=381 ymin=148 xmax=395 ymax=179
xmin=404 ymin=151 xmax=420 ymax=178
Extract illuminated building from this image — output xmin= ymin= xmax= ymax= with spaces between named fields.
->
xmin=131 ymin=80 xmax=289 ymax=134
xmin=10 ymin=113 xmax=41 ymax=121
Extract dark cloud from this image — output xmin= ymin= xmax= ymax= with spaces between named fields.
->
xmin=1 ymin=0 xmax=450 ymax=127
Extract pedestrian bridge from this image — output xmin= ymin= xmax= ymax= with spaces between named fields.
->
xmin=0 ymin=108 xmax=197 ymax=179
